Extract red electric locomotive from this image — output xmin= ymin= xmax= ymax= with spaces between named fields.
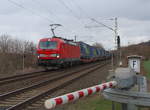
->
xmin=37 ymin=37 xmax=81 ymax=67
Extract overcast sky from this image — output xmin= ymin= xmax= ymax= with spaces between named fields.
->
xmin=0 ymin=0 xmax=150 ymax=49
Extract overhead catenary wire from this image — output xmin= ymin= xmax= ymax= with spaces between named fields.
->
xmin=56 ymin=0 xmax=114 ymax=45
xmin=57 ymin=0 xmax=80 ymax=20
xmin=8 ymin=0 xmax=97 ymax=41
xmin=63 ymin=0 xmax=82 ymax=19
xmin=23 ymin=0 xmax=79 ymax=38
xmin=7 ymin=0 xmax=55 ymax=23
xmin=56 ymin=0 xmax=91 ymax=40
xmin=30 ymin=0 xmax=74 ymax=37
xmin=66 ymin=0 xmax=92 ymax=28
xmin=90 ymin=18 xmax=114 ymax=31
xmin=71 ymin=0 xmax=90 ymax=19
xmin=72 ymin=2 xmax=115 ymax=32
xmin=70 ymin=2 xmax=116 ymax=50
xmin=68 ymin=0 xmax=102 ymax=41
xmin=31 ymin=0 xmax=62 ymax=22
xmin=57 ymin=0 xmax=93 ymax=24
xmin=70 ymin=0 xmax=115 ymax=30
xmin=67 ymin=0 xmax=104 ymax=34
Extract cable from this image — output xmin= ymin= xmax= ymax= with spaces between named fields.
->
xmin=31 ymin=0 xmax=62 ymax=22
xmin=30 ymin=0 xmax=76 ymax=37
xmin=68 ymin=0 xmax=94 ymax=30
xmin=7 ymin=0 xmax=55 ymax=23
xmin=57 ymin=0 xmax=80 ymax=20
xmin=28 ymin=0 xmax=78 ymax=38
xmin=63 ymin=0 xmax=81 ymax=18
xmin=91 ymin=18 xmax=114 ymax=31
xmin=71 ymin=0 xmax=90 ymax=18
xmin=57 ymin=0 xmax=91 ymax=33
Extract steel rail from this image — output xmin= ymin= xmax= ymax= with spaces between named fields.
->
xmin=0 ymin=62 xmax=102 ymax=99
xmin=0 ymin=63 xmax=97 ymax=86
xmin=0 ymin=70 xmax=50 ymax=86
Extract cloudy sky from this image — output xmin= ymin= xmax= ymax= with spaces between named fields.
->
xmin=0 ymin=0 xmax=150 ymax=49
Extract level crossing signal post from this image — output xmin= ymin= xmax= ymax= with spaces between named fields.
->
xmin=89 ymin=17 xmax=122 ymax=67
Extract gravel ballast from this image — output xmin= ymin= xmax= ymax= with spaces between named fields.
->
xmin=29 ymin=61 xmax=111 ymax=110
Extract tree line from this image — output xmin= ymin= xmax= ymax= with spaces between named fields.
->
xmin=0 ymin=34 xmax=37 ymax=76
xmin=0 ymin=34 xmax=36 ymax=54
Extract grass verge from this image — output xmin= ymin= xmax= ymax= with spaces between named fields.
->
xmin=144 ymin=60 xmax=150 ymax=79
xmin=65 ymin=94 xmax=121 ymax=110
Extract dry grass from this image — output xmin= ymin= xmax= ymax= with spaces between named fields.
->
xmin=0 ymin=53 xmax=37 ymax=77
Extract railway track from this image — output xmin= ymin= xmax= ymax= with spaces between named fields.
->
xmin=0 ymin=69 xmax=69 ymax=95
xmin=0 ymin=61 xmax=109 ymax=110
xmin=0 ymin=70 xmax=50 ymax=86
xmin=0 ymin=63 xmax=96 ymax=87
xmin=0 ymin=63 xmax=102 ymax=95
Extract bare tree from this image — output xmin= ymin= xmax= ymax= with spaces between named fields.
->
xmin=0 ymin=34 xmax=12 ymax=53
xmin=92 ymin=42 xmax=104 ymax=49
xmin=23 ymin=41 xmax=36 ymax=54
xmin=0 ymin=34 xmax=37 ymax=75
xmin=0 ymin=35 xmax=36 ymax=54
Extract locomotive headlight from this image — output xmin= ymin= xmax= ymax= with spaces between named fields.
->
xmin=56 ymin=54 xmax=60 ymax=58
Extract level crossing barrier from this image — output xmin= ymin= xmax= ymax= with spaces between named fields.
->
xmin=44 ymin=81 xmax=117 ymax=109
xmin=44 ymin=64 xmax=150 ymax=110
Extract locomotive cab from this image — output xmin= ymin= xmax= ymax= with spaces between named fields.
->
xmin=37 ymin=38 xmax=61 ymax=66
xmin=37 ymin=37 xmax=81 ymax=67
xmin=38 ymin=40 xmax=60 ymax=58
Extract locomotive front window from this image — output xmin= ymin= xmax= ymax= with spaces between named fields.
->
xmin=39 ymin=41 xmax=57 ymax=49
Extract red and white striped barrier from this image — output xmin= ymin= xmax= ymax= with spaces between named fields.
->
xmin=44 ymin=81 xmax=117 ymax=109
